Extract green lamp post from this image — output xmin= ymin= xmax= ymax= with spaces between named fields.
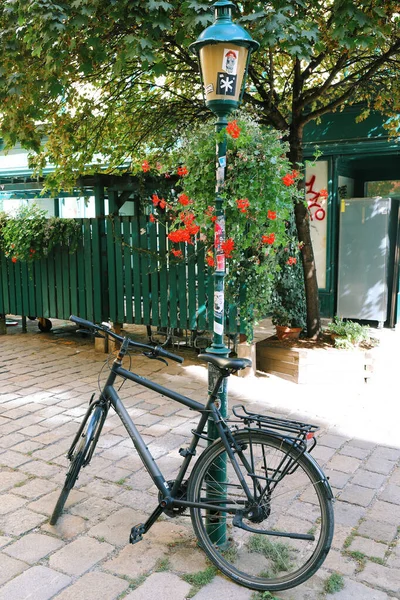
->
xmin=190 ymin=1 xmax=258 ymax=545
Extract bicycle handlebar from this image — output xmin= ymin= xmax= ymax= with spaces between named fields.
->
xmin=69 ymin=315 xmax=184 ymax=364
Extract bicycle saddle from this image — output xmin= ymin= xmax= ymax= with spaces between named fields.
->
xmin=198 ymin=354 xmax=252 ymax=372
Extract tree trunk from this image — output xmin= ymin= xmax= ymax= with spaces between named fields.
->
xmin=289 ymin=123 xmax=321 ymax=339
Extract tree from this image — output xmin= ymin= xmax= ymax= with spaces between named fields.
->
xmin=0 ymin=0 xmax=399 ymax=337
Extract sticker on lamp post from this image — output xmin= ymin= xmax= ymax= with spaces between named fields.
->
xmin=216 ymin=73 xmax=237 ymax=96
xmin=222 ymin=49 xmax=238 ymax=75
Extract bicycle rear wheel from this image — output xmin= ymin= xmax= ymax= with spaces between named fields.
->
xmin=189 ymin=431 xmax=334 ymax=592
xmin=50 ymin=404 xmax=104 ymax=525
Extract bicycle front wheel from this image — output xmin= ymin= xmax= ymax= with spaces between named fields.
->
xmin=189 ymin=431 xmax=334 ymax=592
xmin=50 ymin=404 xmax=104 ymax=525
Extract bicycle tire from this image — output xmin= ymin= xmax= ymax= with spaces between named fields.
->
xmin=49 ymin=405 xmax=104 ymax=525
xmin=189 ymin=430 xmax=334 ymax=592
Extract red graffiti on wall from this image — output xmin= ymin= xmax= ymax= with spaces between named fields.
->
xmin=306 ymin=175 xmax=327 ymax=221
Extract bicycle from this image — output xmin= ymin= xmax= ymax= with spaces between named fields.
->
xmin=50 ymin=315 xmax=334 ymax=593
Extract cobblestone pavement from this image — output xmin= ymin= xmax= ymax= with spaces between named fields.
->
xmin=0 ymin=320 xmax=399 ymax=600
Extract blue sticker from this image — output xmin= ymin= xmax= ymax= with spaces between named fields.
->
xmin=218 ymin=156 xmax=226 ymax=168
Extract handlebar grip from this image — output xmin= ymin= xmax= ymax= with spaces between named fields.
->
xmin=155 ymin=346 xmax=184 ymax=364
xmin=70 ymin=315 xmax=97 ymax=329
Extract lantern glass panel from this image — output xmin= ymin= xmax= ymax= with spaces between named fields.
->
xmin=199 ymin=43 xmax=248 ymax=105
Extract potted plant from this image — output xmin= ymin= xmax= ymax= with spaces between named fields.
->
xmin=326 ymin=317 xmax=374 ymax=349
xmin=270 ymin=218 xmax=307 ymax=341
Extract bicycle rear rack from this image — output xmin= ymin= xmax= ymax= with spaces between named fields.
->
xmin=231 ymin=405 xmax=319 ymax=454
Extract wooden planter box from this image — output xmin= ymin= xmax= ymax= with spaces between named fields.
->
xmin=256 ymin=337 xmax=375 ymax=384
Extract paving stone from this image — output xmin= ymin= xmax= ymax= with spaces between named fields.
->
xmin=338 ymin=484 xmax=376 ymax=507
xmin=366 ymin=500 xmax=400 ymax=526
xmin=69 ymin=496 xmax=120 ymax=523
xmin=352 ymin=470 xmax=388 ymax=490
xmin=53 ymin=571 xmax=129 ymax=600
xmin=28 ymin=488 xmax=87 ymax=515
xmin=370 ymin=447 xmax=400 ymax=462
xmin=0 ymin=536 xmax=12 ymax=549
xmin=0 ymin=470 xmax=27 ymax=491
xmin=339 ymin=444 xmax=372 ymax=459
xmin=378 ymin=484 xmax=400 ymax=505
xmin=49 ymin=536 xmax=114 ymax=576
xmin=0 ymin=552 xmax=28 ymax=585
xmin=42 ymin=513 xmax=88 ymax=539
xmin=333 ymin=500 xmax=366 ymax=527
xmin=357 ymin=519 xmax=398 ymax=543
xmin=309 ymin=445 xmax=336 ymax=463
xmin=79 ymin=479 xmax=124 ymax=499
xmin=0 ymin=450 xmax=32 ymax=468
xmin=0 ymin=507 xmax=47 ymax=536
xmin=125 ymin=572 xmax=191 ymax=600
xmin=358 ymin=562 xmax=400 ymax=594
xmin=329 ymin=578 xmax=390 ymax=599
xmin=364 ymin=458 xmax=396 ymax=475
xmin=102 ymin=541 xmax=167 ymax=578
xmin=168 ymin=547 xmax=208 ymax=573
xmin=190 ymin=575 xmax=253 ymax=600
xmin=328 ymin=455 xmax=362 ymax=474
xmin=12 ymin=477 xmax=58 ymax=499
xmin=349 ymin=535 xmax=388 ymax=559
xmin=0 ymin=492 xmax=27 ymax=514
xmin=324 ymin=469 xmax=353 ymax=489
xmin=88 ymin=507 xmax=148 ymax=546
xmin=0 ymin=565 xmax=71 ymax=600
xmin=3 ymin=532 xmax=64 ymax=563
xmin=321 ymin=549 xmax=357 ymax=575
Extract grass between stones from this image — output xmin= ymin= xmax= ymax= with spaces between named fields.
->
xmin=324 ymin=572 xmax=345 ymax=594
xmin=182 ymin=565 xmax=217 ymax=598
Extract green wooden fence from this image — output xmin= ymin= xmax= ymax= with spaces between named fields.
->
xmin=0 ymin=216 xmax=239 ymax=334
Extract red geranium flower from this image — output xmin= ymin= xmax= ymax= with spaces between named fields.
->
xmin=11 ymin=256 xmax=17 ymax=263
xmin=267 ymin=210 xmax=277 ymax=220
xmin=205 ymin=206 xmax=215 ymax=217
xmin=178 ymin=193 xmax=190 ymax=206
xmin=282 ymin=170 xmax=299 ymax=187
xmin=319 ymin=189 xmax=328 ymax=198
xmin=149 ymin=214 xmax=156 ymax=223
xmin=287 ymin=256 xmax=297 ymax=265
xmin=221 ymin=238 xmax=235 ymax=258
xmin=236 ymin=198 xmax=250 ymax=213
xmin=226 ymin=120 xmax=241 ymax=139
xmin=177 ymin=166 xmax=188 ymax=177
xmin=142 ymin=160 xmax=150 ymax=173
xmin=262 ymin=233 xmax=275 ymax=245
xmin=152 ymin=194 xmax=160 ymax=206
xmin=171 ymin=249 xmax=183 ymax=258
xmin=206 ymin=255 xmax=215 ymax=267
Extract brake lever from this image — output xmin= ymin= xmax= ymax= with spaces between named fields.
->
xmin=142 ymin=351 xmax=168 ymax=366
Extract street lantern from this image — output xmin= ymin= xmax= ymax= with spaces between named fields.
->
xmin=190 ymin=1 xmax=259 ymax=547
xmin=190 ymin=0 xmax=259 ymax=118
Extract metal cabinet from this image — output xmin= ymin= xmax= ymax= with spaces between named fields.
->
xmin=337 ymin=197 xmax=391 ymax=323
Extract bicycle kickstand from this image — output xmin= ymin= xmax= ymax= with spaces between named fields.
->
xmin=129 ymin=503 xmax=164 ymax=545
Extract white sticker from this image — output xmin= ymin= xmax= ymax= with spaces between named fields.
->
xmin=214 ymin=321 xmax=223 ymax=335
xmin=222 ymin=48 xmax=238 ymax=75
xmin=205 ymin=83 xmax=214 ymax=95
xmin=214 ymin=291 xmax=224 ymax=315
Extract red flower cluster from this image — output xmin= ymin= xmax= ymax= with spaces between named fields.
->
xmin=267 ymin=210 xmax=277 ymax=220
xmin=142 ymin=160 xmax=150 ymax=173
xmin=226 ymin=120 xmax=241 ymax=139
xmin=11 ymin=256 xmax=17 ymax=263
xmin=177 ymin=166 xmax=188 ymax=177
xmin=319 ymin=189 xmax=328 ymax=199
xmin=262 ymin=233 xmax=275 ymax=245
xmin=282 ymin=170 xmax=299 ymax=187
xmin=205 ymin=205 xmax=215 ymax=217
xmin=236 ymin=198 xmax=250 ymax=213
xmin=221 ymin=238 xmax=235 ymax=258
xmin=168 ymin=229 xmax=191 ymax=243
xmin=206 ymin=251 xmax=215 ymax=267
xmin=171 ymin=249 xmax=183 ymax=258
xmin=149 ymin=214 xmax=156 ymax=223
xmin=152 ymin=194 xmax=166 ymax=209
xmin=287 ymin=256 xmax=297 ymax=265
xmin=178 ymin=193 xmax=190 ymax=206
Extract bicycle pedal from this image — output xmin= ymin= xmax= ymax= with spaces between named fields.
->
xmin=130 ymin=523 xmax=145 ymax=544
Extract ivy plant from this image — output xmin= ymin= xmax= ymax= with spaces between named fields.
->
xmin=0 ymin=203 xmax=82 ymax=263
